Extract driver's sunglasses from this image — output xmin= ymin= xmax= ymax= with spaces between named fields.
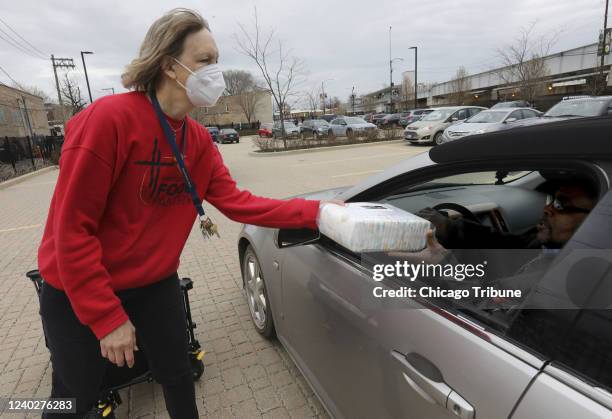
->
xmin=546 ymin=195 xmax=591 ymax=214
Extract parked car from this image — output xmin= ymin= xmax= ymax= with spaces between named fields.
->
xmin=328 ymin=116 xmax=377 ymax=138
xmin=511 ymin=96 xmax=612 ymax=128
xmin=362 ymin=113 xmax=375 ymax=123
xmin=272 ymin=121 xmax=300 ymax=138
xmin=258 ymin=123 xmax=273 ymax=138
xmin=440 ymin=107 xmax=542 ymax=143
xmin=404 ymin=106 xmax=486 ymax=145
xmin=219 ymin=128 xmax=240 ymax=144
xmin=300 ymin=119 xmax=331 ymax=139
xmin=238 ymin=117 xmax=612 ymax=419
xmin=491 ymin=100 xmax=532 ymax=109
xmin=371 ymin=113 xmax=389 ymax=126
xmin=207 ymin=126 xmax=219 ymax=142
xmin=399 ymin=109 xmax=434 ymax=127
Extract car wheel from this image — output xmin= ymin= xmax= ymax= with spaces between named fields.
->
xmin=433 ymin=132 xmax=444 ymax=146
xmin=243 ymin=246 xmax=275 ymax=338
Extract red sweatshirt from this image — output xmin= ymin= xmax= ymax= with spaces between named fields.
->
xmin=38 ymin=92 xmax=320 ymax=339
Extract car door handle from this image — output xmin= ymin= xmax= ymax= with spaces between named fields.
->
xmin=391 ymin=350 xmax=474 ymax=419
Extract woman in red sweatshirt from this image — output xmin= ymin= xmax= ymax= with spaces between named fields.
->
xmin=37 ymin=9 xmax=337 ymax=418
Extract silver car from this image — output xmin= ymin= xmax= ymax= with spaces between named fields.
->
xmin=272 ymin=121 xmax=300 ymax=139
xmin=328 ymin=116 xmax=377 ymax=138
xmin=238 ymin=118 xmax=612 ymax=419
xmin=440 ymin=107 xmax=541 ymax=143
xmin=404 ymin=106 xmax=486 ymax=145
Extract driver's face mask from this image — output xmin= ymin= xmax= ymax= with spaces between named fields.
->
xmin=173 ymin=58 xmax=226 ymax=107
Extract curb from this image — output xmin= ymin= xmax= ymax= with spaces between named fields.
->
xmin=0 ymin=165 xmax=58 ymax=190
xmin=248 ymin=139 xmax=405 ymax=157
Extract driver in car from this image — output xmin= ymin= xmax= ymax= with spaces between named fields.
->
xmin=395 ymin=178 xmax=598 ymax=295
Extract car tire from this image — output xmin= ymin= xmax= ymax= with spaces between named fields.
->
xmin=433 ymin=132 xmax=444 ymax=146
xmin=243 ymin=245 xmax=275 ymax=339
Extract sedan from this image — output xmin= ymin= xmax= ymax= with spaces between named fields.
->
xmin=219 ymin=128 xmax=240 ymax=144
xmin=300 ymin=119 xmax=330 ymax=139
xmin=238 ymin=117 xmax=612 ymax=419
xmin=258 ymin=123 xmax=273 ymax=138
xmin=328 ymin=116 xmax=377 ymax=138
xmin=440 ymin=107 xmax=541 ymax=143
xmin=272 ymin=121 xmax=300 ymax=139
xmin=207 ymin=126 xmax=219 ymax=143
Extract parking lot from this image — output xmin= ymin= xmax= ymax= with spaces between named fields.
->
xmin=0 ymin=137 xmax=428 ymax=418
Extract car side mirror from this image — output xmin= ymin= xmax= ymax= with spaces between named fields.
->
xmin=276 ymin=228 xmax=321 ymax=248
xmin=505 ymin=117 xmax=517 ymax=123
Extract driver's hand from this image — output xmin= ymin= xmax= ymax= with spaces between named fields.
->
xmin=417 ymin=207 xmax=451 ymax=240
xmin=388 ymin=229 xmax=451 ymax=265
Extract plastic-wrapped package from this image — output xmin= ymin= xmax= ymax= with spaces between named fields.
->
xmin=317 ymin=202 xmax=431 ymax=252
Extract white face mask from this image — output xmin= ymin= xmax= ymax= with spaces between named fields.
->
xmin=173 ymin=58 xmax=226 ymax=107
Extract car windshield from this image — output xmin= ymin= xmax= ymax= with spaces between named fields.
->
xmin=346 ymin=117 xmax=367 ymax=124
xmin=312 ymin=120 xmax=329 ymax=126
xmin=221 ymin=129 xmax=237 ymax=134
xmin=261 ymin=124 xmax=272 ymax=129
xmin=466 ymin=111 xmax=508 ymax=123
xmin=421 ymin=109 xmax=454 ymax=121
xmin=544 ymin=99 xmax=608 ymax=117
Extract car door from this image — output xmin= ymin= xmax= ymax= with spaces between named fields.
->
xmin=511 ymin=187 xmax=612 ymax=417
xmin=279 ymin=165 xmax=560 ymax=419
xmin=505 ymin=110 xmax=524 ymax=125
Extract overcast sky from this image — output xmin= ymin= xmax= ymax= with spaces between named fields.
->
xmin=0 ymin=0 xmax=607 ymax=107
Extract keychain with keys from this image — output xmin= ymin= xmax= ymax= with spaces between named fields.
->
xmin=200 ymin=216 xmax=220 ymax=239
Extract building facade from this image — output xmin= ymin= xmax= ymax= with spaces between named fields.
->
xmin=0 ymin=84 xmax=50 ymax=138
xmin=192 ymin=90 xmax=273 ymax=127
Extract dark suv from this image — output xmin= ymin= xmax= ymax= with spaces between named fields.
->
xmin=512 ymin=96 xmax=612 ymax=128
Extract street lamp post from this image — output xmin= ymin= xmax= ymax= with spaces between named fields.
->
xmin=80 ymin=51 xmax=94 ymax=103
xmin=410 ymin=46 xmax=418 ymax=109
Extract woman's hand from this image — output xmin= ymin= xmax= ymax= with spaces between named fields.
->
xmin=100 ymin=319 xmax=139 ymax=368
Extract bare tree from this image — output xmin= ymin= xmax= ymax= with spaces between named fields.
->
xmin=60 ymin=74 xmax=85 ymax=116
xmin=15 ymin=84 xmax=51 ymax=103
xmin=449 ymin=66 xmax=471 ymax=105
xmin=234 ymin=6 xmax=306 ymax=148
xmin=222 ymin=69 xmax=263 ymax=125
xmin=304 ymin=86 xmax=321 ymax=116
xmin=223 ymin=69 xmax=257 ymax=96
xmin=497 ymin=23 xmax=557 ymax=104
xmin=400 ymin=76 xmax=414 ymax=109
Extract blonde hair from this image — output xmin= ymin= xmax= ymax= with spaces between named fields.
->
xmin=121 ymin=8 xmax=210 ymax=92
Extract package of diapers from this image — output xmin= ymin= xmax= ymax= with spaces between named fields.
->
xmin=317 ymin=202 xmax=431 ymax=252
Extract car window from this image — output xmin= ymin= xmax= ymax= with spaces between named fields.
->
xmin=508 ymin=110 xmax=523 ymax=121
xmin=520 ymin=110 xmax=538 ymax=119
xmin=454 ymin=109 xmax=469 ymax=120
xmin=469 ymin=108 xmax=483 ymax=117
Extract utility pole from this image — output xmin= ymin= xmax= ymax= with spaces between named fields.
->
xmin=389 ymin=26 xmax=393 ymax=113
xmin=410 ymin=46 xmax=418 ymax=109
xmin=51 ymin=55 xmax=75 ymax=127
xmin=81 ymin=51 xmax=94 ymax=103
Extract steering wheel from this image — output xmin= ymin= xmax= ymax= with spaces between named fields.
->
xmin=433 ymin=202 xmax=482 ymax=224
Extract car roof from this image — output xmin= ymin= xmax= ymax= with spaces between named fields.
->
xmin=430 ymin=116 xmax=612 ymax=163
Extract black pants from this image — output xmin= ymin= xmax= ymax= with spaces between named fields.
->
xmin=39 ymin=273 xmax=199 ymax=418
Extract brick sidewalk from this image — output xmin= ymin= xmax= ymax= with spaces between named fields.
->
xmin=0 ymin=137 xmax=426 ymax=418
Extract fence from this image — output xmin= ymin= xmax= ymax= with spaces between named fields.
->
xmin=0 ymin=135 xmax=64 ymax=182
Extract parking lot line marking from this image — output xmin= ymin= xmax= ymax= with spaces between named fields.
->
xmin=294 ymin=153 xmax=408 ymax=167
xmin=331 ymin=170 xmax=383 ymax=178
xmin=0 ymin=224 xmax=43 ymax=233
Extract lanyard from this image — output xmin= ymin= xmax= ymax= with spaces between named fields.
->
xmin=150 ymin=93 xmax=220 ymax=239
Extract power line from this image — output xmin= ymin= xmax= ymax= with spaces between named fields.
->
xmin=0 ymin=64 xmax=26 ymax=90
xmin=0 ymin=28 xmax=46 ymax=60
xmin=0 ymin=16 xmax=47 ymax=57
